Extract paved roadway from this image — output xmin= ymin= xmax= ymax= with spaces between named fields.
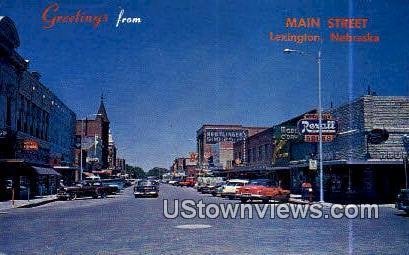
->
xmin=0 ymin=185 xmax=408 ymax=255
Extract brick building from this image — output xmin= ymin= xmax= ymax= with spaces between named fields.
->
xmin=75 ymin=97 xmax=110 ymax=170
xmin=231 ymin=110 xmax=316 ymax=189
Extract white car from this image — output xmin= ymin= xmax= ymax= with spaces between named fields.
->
xmin=220 ymin=179 xmax=249 ymax=199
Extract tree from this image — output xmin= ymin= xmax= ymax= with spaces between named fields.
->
xmin=125 ymin=164 xmax=146 ymax=179
xmin=147 ymin=167 xmax=169 ymax=179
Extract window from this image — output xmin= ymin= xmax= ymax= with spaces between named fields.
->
xmin=259 ymin=146 xmax=263 ymax=160
xmin=6 ymin=96 xmax=11 ymax=127
xmin=264 ymin=144 xmax=269 ymax=161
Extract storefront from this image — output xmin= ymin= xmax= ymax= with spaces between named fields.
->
xmin=0 ymin=160 xmax=61 ymax=200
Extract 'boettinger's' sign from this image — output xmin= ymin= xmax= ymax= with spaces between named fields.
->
xmin=297 ymin=113 xmax=338 ymax=142
xmin=205 ymin=129 xmax=248 ymax=144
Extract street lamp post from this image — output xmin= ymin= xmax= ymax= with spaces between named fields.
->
xmin=284 ymin=48 xmax=324 ymax=202
xmin=79 ymin=113 xmax=102 ymax=182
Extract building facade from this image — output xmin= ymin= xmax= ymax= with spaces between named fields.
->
xmin=229 ymin=96 xmax=409 ymax=202
xmin=231 ymin=111 xmax=315 ymax=189
xmin=107 ymin=130 xmax=117 ymax=170
xmin=75 ymin=98 xmax=110 ymax=171
xmin=315 ymin=95 xmax=409 ymax=202
xmin=0 ymin=16 xmax=77 ymax=199
xmin=196 ymin=124 xmax=267 ymax=170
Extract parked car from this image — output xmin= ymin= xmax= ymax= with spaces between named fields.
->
xmin=396 ymin=189 xmax=409 ymax=214
xmin=196 ymin=177 xmax=225 ymax=192
xmin=57 ymin=181 xmax=111 ymax=200
xmin=134 ymin=180 xmax=159 ymax=198
xmin=168 ymin=180 xmax=178 ymax=185
xmin=220 ymin=179 xmax=249 ymax=199
xmin=211 ymin=181 xmax=227 ymax=196
xmin=236 ymin=179 xmax=290 ymax=203
xmin=178 ymin=177 xmax=196 ymax=187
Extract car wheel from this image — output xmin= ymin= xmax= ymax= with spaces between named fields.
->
xmin=69 ymin=193 xmax=77 ymax=200
xmin=134 ymin=195 xmax=138 ymax=198
xmin=240 ymin=198 xmax=248 ymax=203
xmin=211 ymin=192 xmax=216 ymax=197
xmin=100 ymin=192 xmax=107 ymax=199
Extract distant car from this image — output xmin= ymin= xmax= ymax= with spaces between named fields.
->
xmin=220 ymin=179 xmax=249 ymax=199
xmin=100 ymin=179 xmax=126 ymax=193
xmin=178 ymin=177 xmax=196 ymax=187
xmin=236 ymin=179 xmax=290 ymax=203
xmin=134 ymin=180 xmax=159 ymax=198
xmin=396 ymin=189 xmax=409 ymax=214
xmin=168 ymin=180 xmax=178 ymax=185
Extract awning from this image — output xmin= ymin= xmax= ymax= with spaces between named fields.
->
xmin=32 ymin=166 xmax=61 ymax=176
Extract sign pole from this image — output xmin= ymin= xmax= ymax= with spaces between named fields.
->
xmin=405 ymin=156 xmax=408 ymax=189
xmin=80 ymin=120 xmax=83 ymax=182
xmin=318 ymin=50 xmax=324 ymax=203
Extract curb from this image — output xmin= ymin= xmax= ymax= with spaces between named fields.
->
xmin=17 ymin=198 xmax=59 ymax=208
xmin=0 ymin=197 xmax=58 ymax=211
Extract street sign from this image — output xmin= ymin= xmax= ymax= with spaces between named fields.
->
xmin=309 ymin=159 xmax=317 ymax=170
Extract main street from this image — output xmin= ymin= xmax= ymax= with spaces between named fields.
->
xmin=0 ymin=185 xmax=408 ymax=255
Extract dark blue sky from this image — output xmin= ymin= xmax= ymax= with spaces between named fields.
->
xmin=2 ymin=0 xmax=408 ymax=170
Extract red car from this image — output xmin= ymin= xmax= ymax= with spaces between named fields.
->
xmin=178 ymin=177 xmax=196 ymax=187
xmin=236 ymin=179 xmax=290 ymax=203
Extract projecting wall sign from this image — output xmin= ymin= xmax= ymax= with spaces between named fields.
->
xmin=297 ymin=113 xmax=338 ymax=143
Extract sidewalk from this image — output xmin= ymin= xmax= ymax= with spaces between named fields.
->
xmin=289 ymin=194 xmax=395 ymax=208
xmin=0 ymin=195 xmax=58 ymax=211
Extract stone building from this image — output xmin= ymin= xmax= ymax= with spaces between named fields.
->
xmin=316 ymin=95 xmax=409 ymax=202
xmin=290 ymin=96 xmax=409 ymax=202
xmin=0 ymin=16 xmax=77 ymax=199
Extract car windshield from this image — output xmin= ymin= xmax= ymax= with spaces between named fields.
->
xmin=137 ymin=181 xmax=156 ymax=186
xmin=227 ymin=181 xmax=245 ymax=186
xmin=248 ymin=179 xmax=272 ymax=186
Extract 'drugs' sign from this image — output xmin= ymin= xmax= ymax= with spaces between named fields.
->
xmin=297 ymin=113 xmax=338 ymax=142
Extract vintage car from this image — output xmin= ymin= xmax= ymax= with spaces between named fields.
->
xmin=196 ymin=177 xmax=225 ymax=192
xmin=396 ymin=189 xmax=409 ymax=214
xmin=178 ymin=177 xmax=196 ymax=187
xmin=134 ymin=180 xmax=159 ymax=198
xmin=207 ymin=181 xmax=226 ymax=196
xmin=220 ymin=179 xmax=249 ymax=199
xmin=57 ymin=182 xmax=112 ymax=200
xmin=236 ymin=179 xmax=290 ymax=203
xmin=100 ymin=178 xmax=126 ymax=192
